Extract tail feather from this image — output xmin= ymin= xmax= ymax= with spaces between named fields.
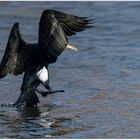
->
xmin=13 ymin=91 xmax=39 ymax=107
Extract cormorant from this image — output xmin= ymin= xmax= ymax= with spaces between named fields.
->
xmin=0 ymin=10 xmax=93 ymax=107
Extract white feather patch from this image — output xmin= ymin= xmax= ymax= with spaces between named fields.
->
xmin=36 ymin=66 xmax=48 ymax=82
xmin=66 ymin=44 xmax=78 ymax=51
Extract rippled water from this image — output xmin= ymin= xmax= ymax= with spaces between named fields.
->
xmin=0 ymin=1 xmax=140 ymax=138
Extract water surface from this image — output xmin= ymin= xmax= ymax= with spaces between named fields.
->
xmin=0 ymin=1 xmax=140 ymax=138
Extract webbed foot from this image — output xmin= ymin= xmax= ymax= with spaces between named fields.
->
xmin=36 ymin=89 xmax=65 ymax=97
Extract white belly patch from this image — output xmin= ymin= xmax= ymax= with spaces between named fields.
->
xmin=36 ymin=66 xmax=48 ymax=82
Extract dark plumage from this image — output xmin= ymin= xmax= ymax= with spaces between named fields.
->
xmin=0 ymin=10 xmax=93 ymax=107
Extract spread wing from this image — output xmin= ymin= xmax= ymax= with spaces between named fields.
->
xmin=38 ymin=10 xmax=93 ymax=64
xmin=0 ymin=23 xmax=31 ymax=78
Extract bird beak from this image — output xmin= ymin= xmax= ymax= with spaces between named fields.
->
xmin=66 ymin=44 xmax=78 ymax=51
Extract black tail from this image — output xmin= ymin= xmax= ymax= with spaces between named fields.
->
xmin=13 ymin=91 xmax=39 ymax=108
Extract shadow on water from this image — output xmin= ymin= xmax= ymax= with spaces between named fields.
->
xmin=0 ymin=104 xmax=78 ymax=138
xmin=17 ymin=107 xmax=41 ymax=118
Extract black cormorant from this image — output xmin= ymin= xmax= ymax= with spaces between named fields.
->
xmin=0 ymin=10 xmax=93 ymax=107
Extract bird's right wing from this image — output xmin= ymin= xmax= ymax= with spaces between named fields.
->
xmin=0 ymin=23 xmax=30 ymax=78
xmin=46 ymin=10 xmax=93 ymax=36
xmin=38 ymin=10 xmax=93 ymax=64
xmin=38 ymin=10 xmax=68 ymax=64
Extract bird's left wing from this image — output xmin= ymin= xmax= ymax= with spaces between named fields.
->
xmin=0 ymin=23 xmax=31 ymax=78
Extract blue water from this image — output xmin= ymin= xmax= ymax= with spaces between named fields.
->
xmin=0 ymin=1 xmax=140 ymax=138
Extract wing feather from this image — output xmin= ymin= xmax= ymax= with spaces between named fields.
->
xmin=0 ymin=23 xmax=30 ymax=78
xmin=38 ymin=12 xmax=68 ymax=63
xmin=46 ymin=10 xmax=93 ymax=36
xmin=38 ymin=10 xmax=93 ymax=64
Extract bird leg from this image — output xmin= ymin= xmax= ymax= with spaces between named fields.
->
xmin=35 ymin=89 xmax=65 ymax=97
